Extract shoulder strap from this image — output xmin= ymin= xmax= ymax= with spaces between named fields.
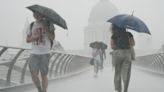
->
xmin=46 ymin=21 xmax=54 ymax=48
xmin=30 ymin=22 xmax=34 ymax=32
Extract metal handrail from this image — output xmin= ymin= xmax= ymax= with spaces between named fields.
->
xmin=135 ymin=52 xmax=164 ymax=74
xmin=0 ymin=47 xmax=8 ymax=56
xmin=49 ymin=53 xmax=62 ymax=78
xmin=6 ymin=49 xmax=24 ymax=85
xmin=0 ymin=45 xmax=92 ymax=89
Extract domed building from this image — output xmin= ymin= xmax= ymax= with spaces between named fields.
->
xmin=84 ymin=0 xmax=119 ymax=49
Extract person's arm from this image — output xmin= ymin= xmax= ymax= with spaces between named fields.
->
xmin=129 ymin=37 xmax=135 ymax=46
xmin=26 ymin=23 xmax=40 ymax=43
xmin=127 ymin=32 xmax=135 ymax=47
xmin=103 ymin=50 xmax=106 ymax=59
xmin=46 ymin=30 xmax=55 ymax=41
xmin=46 ymin=23 xmax=55 ymax=41
xmin=26 ymin=31 xmax=40 ymax=43
xmin=26 ymin=35 xmax=34 ymax=43
xmin=111 ymin=39 xmax=116 ymax=50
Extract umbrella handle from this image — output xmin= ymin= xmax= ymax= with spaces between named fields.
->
xmin=131 ymin=10 xmax=134 ymax=16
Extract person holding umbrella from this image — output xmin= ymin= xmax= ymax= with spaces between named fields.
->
xmin=91 ymin=46 xmax=102 ymax=77
xmin=110 ymin=24 xmax=132 ymax=92
xmin=26 ymin=11 xmax=55 ymax=92
xmin=108 ymin=13 xmax=151 ymax=92
xmin=26 ymin=4 xmax=67 ymax=92
xmin=90 ymin=41 xmax=107 ymax=77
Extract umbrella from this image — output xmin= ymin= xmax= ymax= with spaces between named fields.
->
xmin=90 ymin=41 xmax=100 ymax=49
xmin=27 ymin=4 xmax=67 ymax=29
xmin=107 ymin=14 xmax=151 ymax=35
xmin=99 ymin=42 xmax=108 ymax=49
xmin=90 ymin=41 xmax=107 ymax=49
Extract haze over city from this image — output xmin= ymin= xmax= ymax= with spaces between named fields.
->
xmin=0 ymin=1 xmax=164 ymax=92
xmin=0 ymin=0 xmax=164 ymax=50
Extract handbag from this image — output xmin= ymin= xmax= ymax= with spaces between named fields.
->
xmin=90 ymin=58 xmax=94 ymax=65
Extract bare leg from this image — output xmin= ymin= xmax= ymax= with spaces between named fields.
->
xmin=94 ymin=60 xmax=98 ymax=77
xmin=100 ymin=60 xmax=104 ymax=70
xmin=41 ymin=74 xmax=48 ymax=92
xmin=31 ymin=71 xmax=42 ymax=92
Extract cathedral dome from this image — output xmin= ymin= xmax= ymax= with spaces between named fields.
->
xmin=88 ymin=0 xmax=119 ymax=24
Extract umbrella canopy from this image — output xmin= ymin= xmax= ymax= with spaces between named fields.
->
xmin=27 ymin=4 xmax=67 ymax=29
xmin=90 ymin=41 xmax=100 ymax=49
xmin=90 ymin=41 xmax=107 ymax=49
xmin=107 ymin=14 xmax=150 ymax=35
xmin=99 ymin=42 xmax=108 ymax=49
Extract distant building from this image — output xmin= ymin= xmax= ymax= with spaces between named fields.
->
xmin=84 ymin=0 xmax=119 ymax=49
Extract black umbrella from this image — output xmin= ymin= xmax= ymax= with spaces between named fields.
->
xmin=27 ymin=4 xmax=67 ymax=29
xmin=99 ymin=42 xmax=108 ymax=49
xmin=90 ymin=41 xmax=100 ymax=49
xmin=89 ymin=41 xmax=107 ymax=49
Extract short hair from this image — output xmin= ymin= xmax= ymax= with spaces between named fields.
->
xmin=33 ymin=11 xmax=43 ymax=17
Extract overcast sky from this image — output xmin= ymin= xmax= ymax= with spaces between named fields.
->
xmin=0 ymin=0 xmax=164 ymax=50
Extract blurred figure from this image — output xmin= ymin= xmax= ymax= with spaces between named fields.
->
xmin=99 ymin=48 xmax=106 ymax=71
xmin=90 ymin=41 xmax=107 ymax=73
xmin=91 ymin=47 xmax=102 ymax=77
xmin=110 ymin=24 xmax=132 ymax=92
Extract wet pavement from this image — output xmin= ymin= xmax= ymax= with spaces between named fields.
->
xmin=24 ymin=66 xmax=164 ymax=92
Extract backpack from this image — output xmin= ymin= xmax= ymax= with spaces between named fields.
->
xmin=111 ymin=32 xmax=130 ymax=49
xmin=30 ymin=22 xmax=53 ymax=48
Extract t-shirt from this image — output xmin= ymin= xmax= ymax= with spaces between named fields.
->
xmin=92 ymin=48 xmax=101 ymax=61
xmin=26 ymin=20 xmax=54 ymax=54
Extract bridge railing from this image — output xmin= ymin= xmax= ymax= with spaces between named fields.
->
xmin=134 ymin=52 xmax=164 ymax=74
xmin=0 ymin=45 xmax=91 ymax=90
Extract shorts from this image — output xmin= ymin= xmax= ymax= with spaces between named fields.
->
xmin=28 ymin=54 xmax=50 ymax=75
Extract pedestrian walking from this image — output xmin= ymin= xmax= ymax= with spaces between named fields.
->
xmin=91 ymin=47 xmax=102 ymax=77
xmin=26 ymin=11 xmax=55 ymax=92
xmin=110 ymin=24 xmax=132 ymax=92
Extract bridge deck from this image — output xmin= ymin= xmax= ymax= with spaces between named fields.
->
xmin=0 ymin=45 xmax=164 ymax=92
xmin=23 ymin=66 xmax=164 ymax=92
